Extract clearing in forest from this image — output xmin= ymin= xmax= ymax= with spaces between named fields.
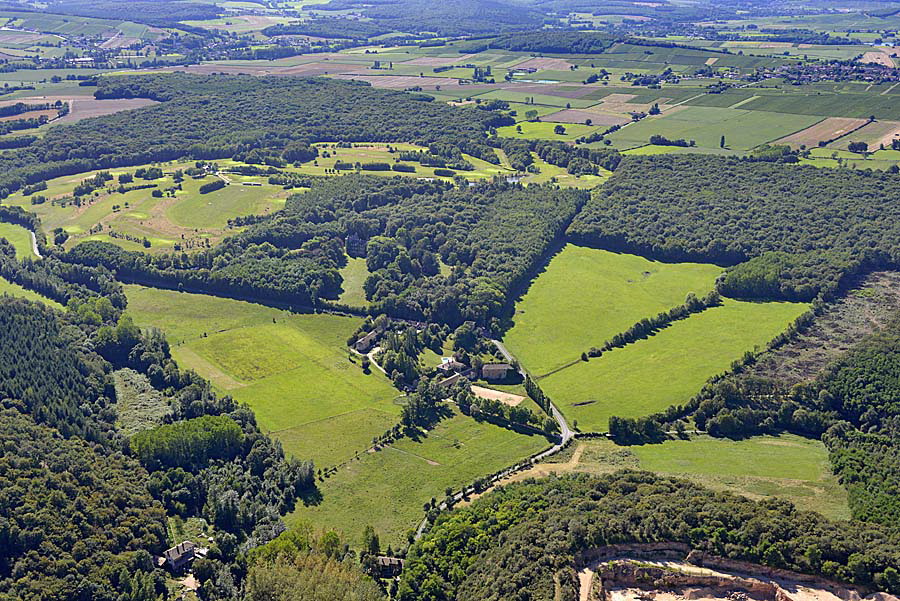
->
xmin=504 ymin=245 xmax=722 ymax=376
xmin=124 ymin=285 xmax=399 ymax=467
xmin=0 ymin=276 xmax=63 ymax=309
xmin=539 ymin=298 xmax=809 ymax=432
xmin=497 ymin=435 xmax=849 ymax=520
xmin=3 ymin=162 xmax=287 ymax=253
xmin=288 ymin=407 xmax=549 ymax=547
xmin=0 ymin=222 xmax=37 ymax=260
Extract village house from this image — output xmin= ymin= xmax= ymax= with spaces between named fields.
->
xmin=376 ymin=556 xmax=404 ymax=578
xmin=436 ymin=358 xmax=466 ymax=374
xmin=158 ymin=541 xmax=197 ymax=573
xmin=355 ymin=330 xmax=380 ymax=352
xmin=481 ymin=363 xmax=513 ymax=381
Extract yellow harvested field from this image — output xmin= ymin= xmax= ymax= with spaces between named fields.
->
xmin=776 ymin=117 xmax=868 ymax=148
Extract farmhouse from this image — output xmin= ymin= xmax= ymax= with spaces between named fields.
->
xmin=437 ymin=358 xmax=466 ymax=374
xmin=481 ymin=363 xmax=513 ymax=381
xmin=377 ymin=556 xmax=404 ymax=578
xmin=355 ymin=330 xmax=379 ymax=352
xmin=159 ymin=541 xmax=197 ymax=573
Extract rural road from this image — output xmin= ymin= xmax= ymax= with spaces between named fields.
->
xmin=413 ymin=340 xmax=573 ymax=541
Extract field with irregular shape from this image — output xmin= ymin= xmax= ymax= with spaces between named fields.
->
xmin=540 ymin=298 xmax=809 ymax=432
xmin=124 ymin=285 xmax=399 ymax=467
xmin=504 ymin=246 xmax=722 ymax=376
xmin=0 ymin=276 xmax=63 ymax=309
xmin=496 ymin=435 xmax=849 ymax=520
xmin=0 ymin=222 xmax=36 ymax=260
xmin=3 ymin=163 xmax=287 ymax=253
xmin=288 ymin=408 xmax=549 ymax=546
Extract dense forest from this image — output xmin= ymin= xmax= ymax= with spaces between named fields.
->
xmin=271 ymin=0 xmax=545 ymax=38
xmin=66 ymin=176 xmax=588 ymax=328
xmin=0 ymin=74 xmax=508 ymax=198
xmin=568 ymin=155 xmax=900 ymax=301
xmin=399 ymin=472 xmax=900 ymax=601
xmin=488 ymin=30 xmax=616 ymax=54
xmin=0 ymin=296 xmax=316 ymax=599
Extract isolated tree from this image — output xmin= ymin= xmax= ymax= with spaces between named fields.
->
xmin=720 ymin=135 xmax=726 ymax=148
xmin=554 ymin=124 xmax=566 ymax=135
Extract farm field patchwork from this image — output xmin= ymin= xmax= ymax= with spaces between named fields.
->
xmin=288 ymin=408 xmax=550 ymax=547
xmin=504 ymin=246 xmax=722 ymax=376
xmin=606 ymin=106 xmax=822 ymax=151
xmin=540 ymin=297 xmax=809 ymax=432
xmin=124 ymin=285 xmax=399 ymax=467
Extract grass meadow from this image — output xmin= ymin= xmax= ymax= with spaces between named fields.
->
xmin=0 ymin=222 xmax=37 ymax=260
xmin=289 ymin=408 xmax=550 ymax=547
xmin=540 ymin=298 xmax=809 ymax=432
xmin=124 ymin=285 xmax=399 ymax=467
xmin=338 ymin=257 xmax=370 ymax=308
xmin=3 ymin=163 xmax=286 ymax=253
xmin=0 ymin=276 xmax=63 ymax=309
xmin=527 ymin=435 xmax=849 ymax=520
xmin=504 ymin=245 xmax=722 ymax=376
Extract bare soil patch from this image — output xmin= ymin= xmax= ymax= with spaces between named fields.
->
xmin=840 ymin=119 xmax=900 ymax=149
xmin=776 ymin=117 xmax=868 ymax=148
xmin=471 ymin=385 xmax=525 ymax=407
xmin=862 ymin=51 xmax=895 ymax=67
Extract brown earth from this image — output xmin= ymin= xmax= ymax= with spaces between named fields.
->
xmin=775 ymin=117 xmax=868 ymax=148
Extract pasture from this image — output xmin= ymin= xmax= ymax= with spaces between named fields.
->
xmin=0 ymin=222 xmax=36 ymax=259
xmin=504 ymin=246 xmax=722 ymax=376
xmin=4 ymin=164 xmax=287 ymax=253
xmin=540 ymin=298 xmax=809 ymax=432
xmin=0 ymin=276 xmax=63 ymax=309
xmin=124 ymin=285 xmax=400 ymax=467
xmin=288 ymin=408 xmax=550 ymax=547
xmin=509 ymin=435 xmax=849 ymax=520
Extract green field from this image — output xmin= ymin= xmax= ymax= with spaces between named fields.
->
xmin=547 ymin=435 xmax=849 ymax=520
xmin=497 ymin=120 xmax=597 ymax=141
xmin=505 ymin=246 xmax=722 ymax=376
xmin=289 ymin=408 xmax=550 ymax=546
xmin=607 ymin=106 xmax=822 ymax=151
xmin=0 ymin=222 xmax=37 ymax=260
xmin=124 ymin=285 xmax=399 ymax=467
xmin=540 ymin=298 xmax=809 ymax=432
xmin=0 ymin=276 xmax=63 ymax=309
xmin=338 ymin=257 xmax=370 ymax=308
xmin=3 ymin=163 xmax=287 ymax=253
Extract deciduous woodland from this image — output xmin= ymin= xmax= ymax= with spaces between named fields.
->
xmin=3 ymin=8 xmax=900 ymax=600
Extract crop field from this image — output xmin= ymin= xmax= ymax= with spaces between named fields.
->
xmin=0 ymin=222 xmax=36 ymax=260
xmin=0 ymin=276 xmax=63 ymax=309
xmin=288 ymin=408 xmax=550 ymax=546
xmin=124 ymin=285 xmax=400 ymax=467
xmin=829 ymin=119 xmax=900 ymax=149
xmin=4 ymin=164 xmax=287 ymax=253
xmin=504 ymin=246 xmax=722 ymax=377
xmin=775 ymin=117 xmax=866 ymax=148
xmin=739 ymin=92 xmax=900 ymax=120
xmin=606 ymin=106 xmax=821 ymax=151
xmin=510 ymin=435 xmax=849 ymax=520
xmin=540 ymin=298 xmax=809 ymax=432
